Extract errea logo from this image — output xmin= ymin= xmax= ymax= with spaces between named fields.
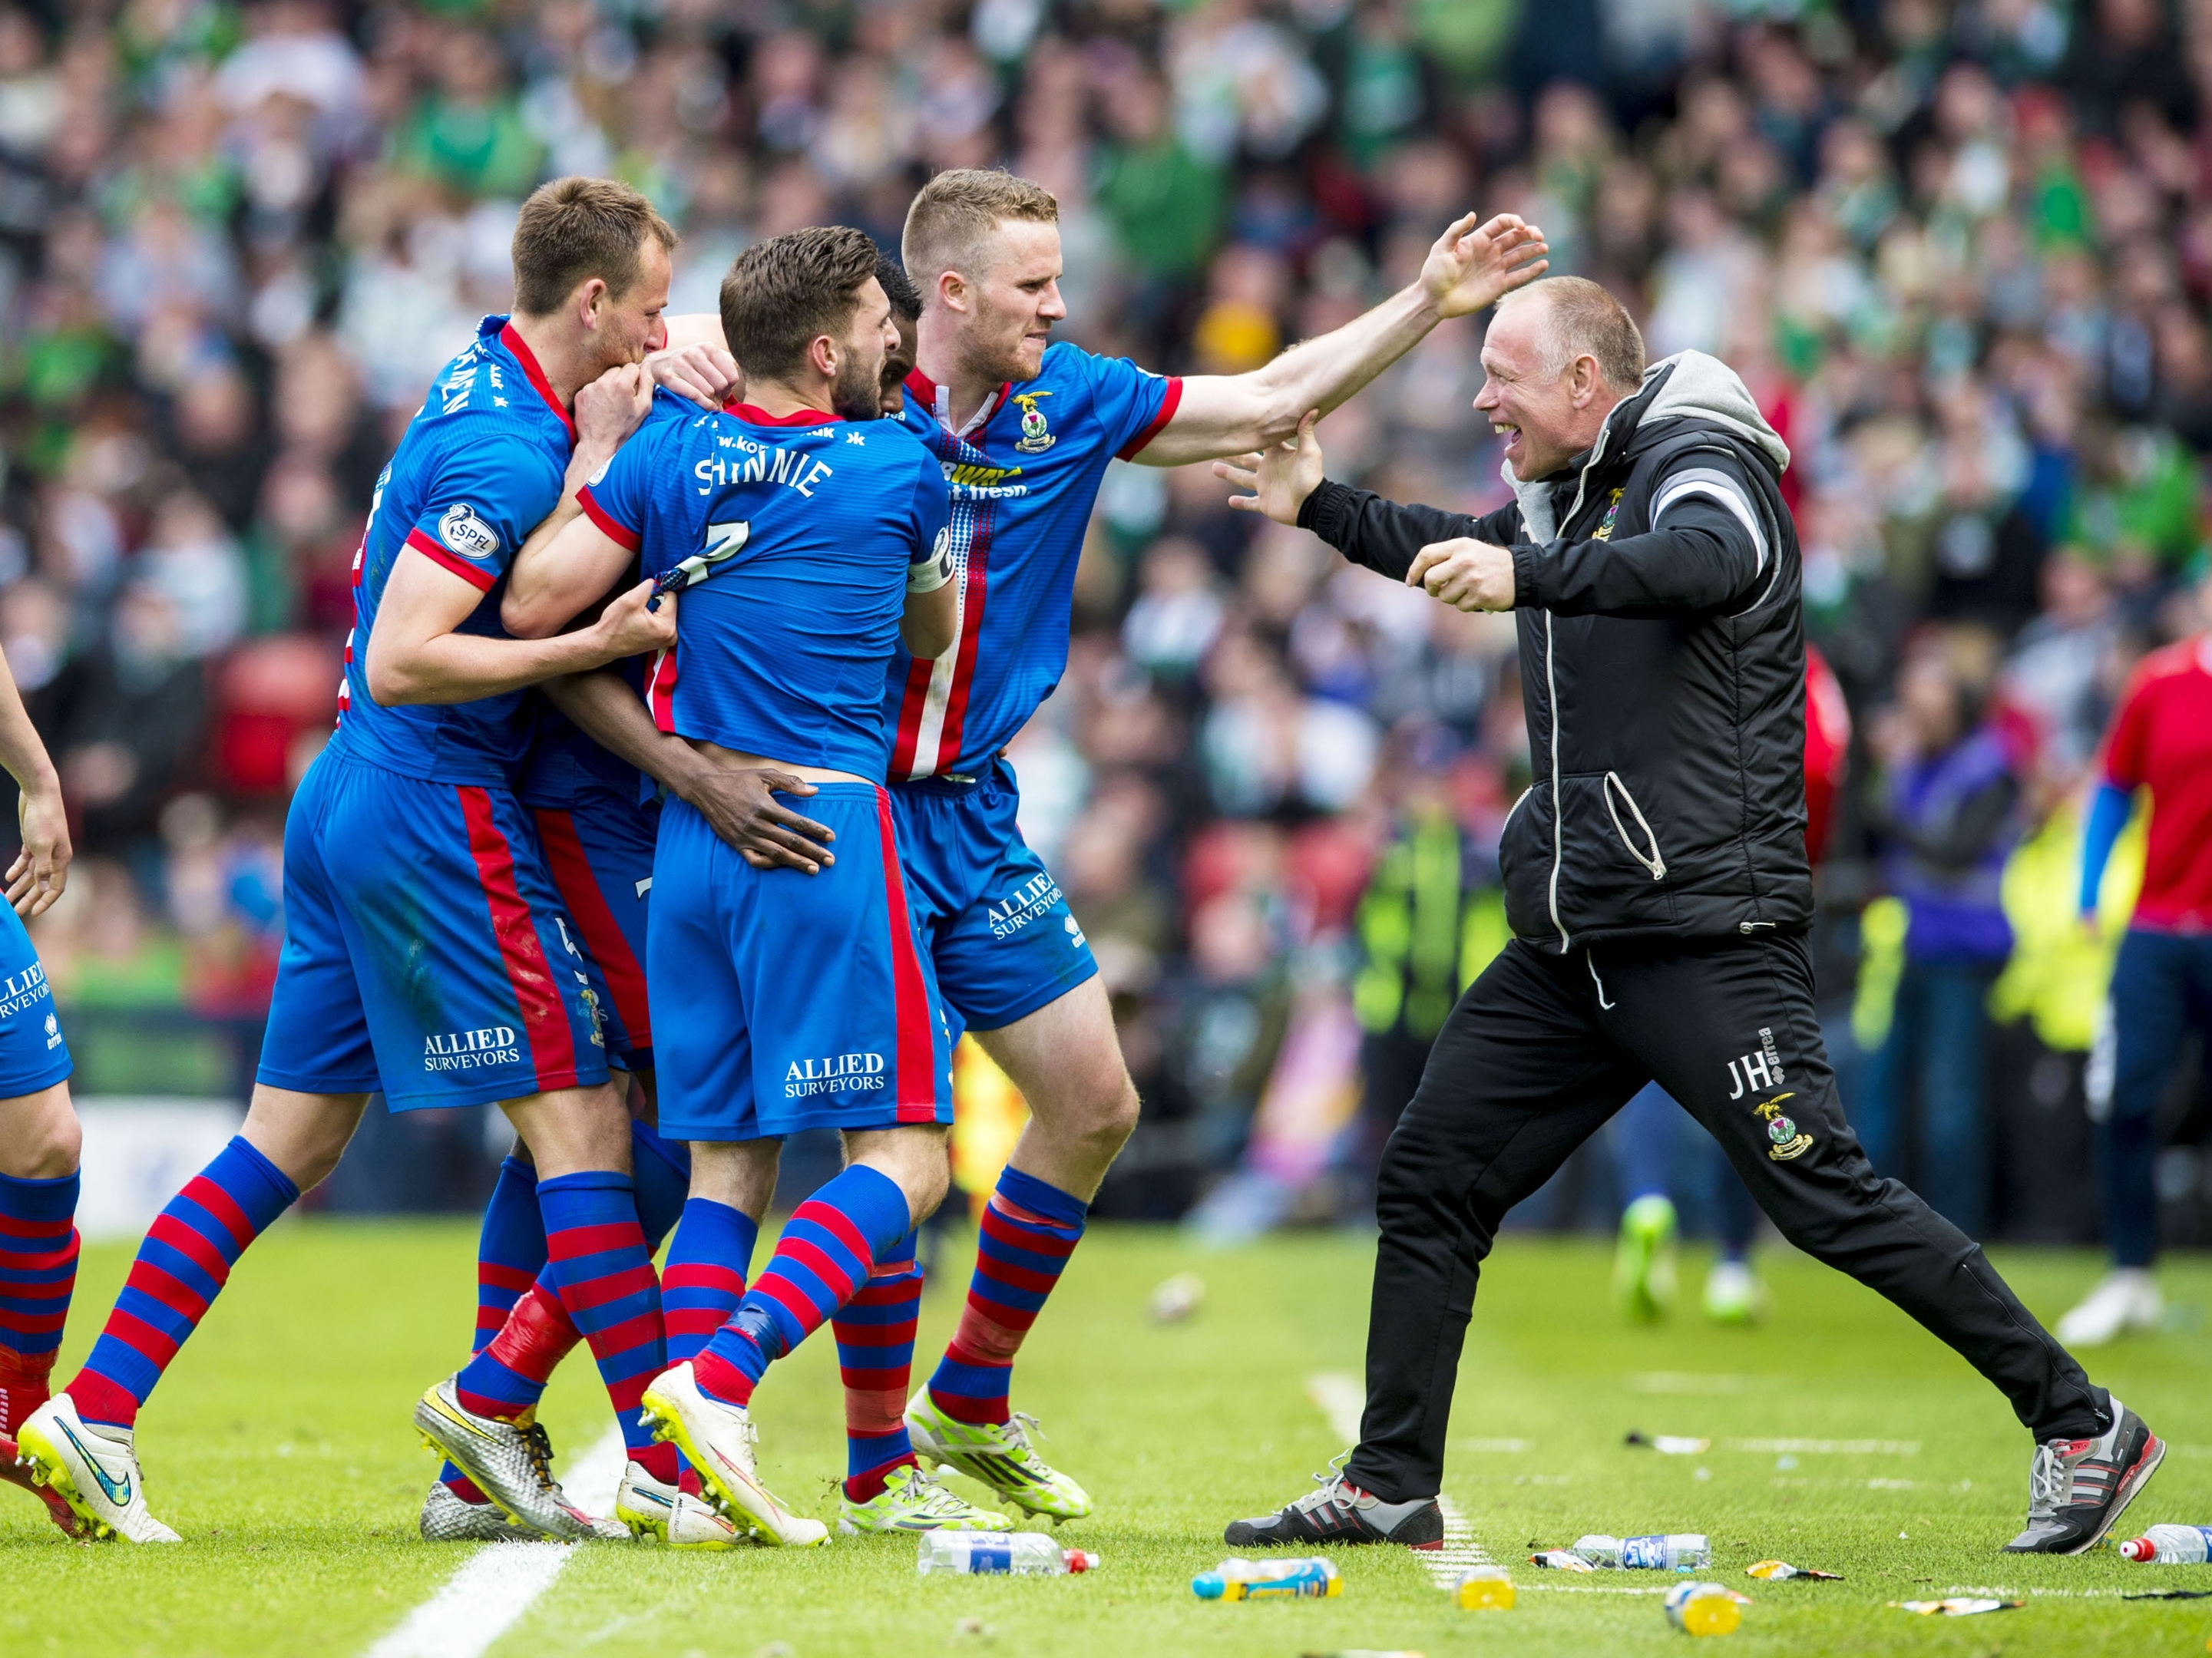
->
xmin=439 ymin=504 xmax=501 ymax=559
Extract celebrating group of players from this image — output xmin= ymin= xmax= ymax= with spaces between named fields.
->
xmin=0 ymin=168 xmax=1550 ymax=1547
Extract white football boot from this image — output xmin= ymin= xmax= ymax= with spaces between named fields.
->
xmin=2055 ymin=1270 xmax=2164 ymax=1349
xmin=15 ymin=1393 xmax=181 ymax=1544
xmin=613 ymin=1459 xmax=746 ymax=1548
xmin=636 ymin=1364 xmax=826 ymax=1547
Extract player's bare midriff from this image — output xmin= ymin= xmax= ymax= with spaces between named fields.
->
xmin=693 ymin=739 xmax=872 ymax=789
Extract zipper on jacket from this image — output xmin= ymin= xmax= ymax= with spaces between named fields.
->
xmin=1602 ymin=771 xmax=1667 ymax=880
xmin=1543 ymin=612 xmax=1569 ymax=954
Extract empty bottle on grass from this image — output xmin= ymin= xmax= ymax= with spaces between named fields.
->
xmin=917 ymin=1531 xmax=1099 ymax=1575
xmin=1576 ymin=1534 xmax=1711 ymax=1570
xmin=1192 ymin=1556 xmax=1341 ymax=1599
xmin=2120 ymin=1526 xmax=2212 ymax=1564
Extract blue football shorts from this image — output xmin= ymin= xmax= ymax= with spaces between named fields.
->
xmin=0 ymin=899 xmax=70 ymax=1098
xmin=257 ymin=749 xmax=614 ymax=1111
xmin=887 ymin=758 xmax=1099 ymax=1039
xmin=649 ymin=784 xmax=952 ymax=1143
xmin=530 ymin=790 xmax=657 ymax=1072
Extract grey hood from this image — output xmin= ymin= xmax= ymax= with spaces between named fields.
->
xmin=1501 ymin=349 xmax=1790 ymax=543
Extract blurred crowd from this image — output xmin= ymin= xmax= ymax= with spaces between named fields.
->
xmin=5 ymin=0 xmax=2210 ymax=1235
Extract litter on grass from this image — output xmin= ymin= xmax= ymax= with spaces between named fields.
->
xmin=1149 ymin=1272 xmax=1204 ymax=1323
xmin=1665 ymin=1581 xmax=1751 ymax=1635
xmin=1453 ymin=1566 xmax=1515 ymax=1610
xmin=1890 ymin=1598 xmax=2023 ymax=1616
xmin=1744 ymin=1560 xmax=1843 ymax=1581
xmin=1625 ymin=1431 xmax=1713 ymax=1455
xmin=1529 ymin=1550 xmax=1598 ymax=1572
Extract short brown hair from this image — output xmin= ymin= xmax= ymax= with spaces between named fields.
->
xmin=719 ymin=226 xmax=882 ymax=381
xmin=901 ymin=168 xmax=1059 ymax=291
xmin=511 ymin=177 xmax=677 ymax=316
xmin=1500 ymin=276 xmax=1647 ymax=390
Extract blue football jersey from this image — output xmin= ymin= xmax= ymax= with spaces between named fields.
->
xmin=579 ymin=395 xmax=953 ymax=777
xmin=884 ymin=342 xmax=1178 ymax=780
xmin=328 ymin=314 xmax=573 ymax=784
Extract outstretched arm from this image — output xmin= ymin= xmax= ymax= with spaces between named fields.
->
xmin=1136 ymin=213 xmax=1548 ymax=467
xmin=0 ymin=649 xmax=68 ymax=917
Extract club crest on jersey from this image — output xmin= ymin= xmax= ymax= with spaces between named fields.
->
xmin=1012 ymin=391 xmax=1055 ymax=454
xmin=438 ymin=503 xmax=501 ymax=559
xmin=1591 ymin=487 xmax=1625 ymax=541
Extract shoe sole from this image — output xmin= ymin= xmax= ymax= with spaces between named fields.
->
xmin=410 ymin=1392 xmax=592 ymax=1543
xmin=14 ymin=1422 xmax=121 ymax=1542
xmin=2 ymin=1439 xmax=85 ymax=1538
xmin=637 ymin=1388 xmax=825 ymax=1547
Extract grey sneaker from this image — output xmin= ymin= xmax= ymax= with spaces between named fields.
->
xmin=1223 ymin=1455 xmax=1445 ymax=1548
xmin=412 ymin=1376 xmax=599 ymax=1542
xmin=2005 ymin=1398 xmax=2164 ymax=1554
xmin=418 ymin=1477 xmax=544 ymax=1542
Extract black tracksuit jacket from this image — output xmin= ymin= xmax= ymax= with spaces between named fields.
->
xmin=1299 ymin=352 xmax=1811 ymax=953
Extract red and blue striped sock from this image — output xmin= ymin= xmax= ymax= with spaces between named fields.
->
xmin=833 ymin=1227 xmax=922 ymax=1502
xmin=471 ymin=1156 xmax=548 ymax=1351
xmin=451 ymin=1127 xmax=693 ymax=1487
xmin=693 ymin=1164 xmax=909 ymax=1409
xmin=535 ymin=1171 xmax=675 ymax=1480
xmin=441 ymin=1155 xmax=549 ymax=1498
xmin=663 ymin=1197 xmax=759 ymax=1365
xmin=0 ymin=1169 xmax=80 ymax=1434
xmin=68 ymin=1136 xmax=297 ymax=1428
xmin=925 ymin=1167 xmax=1085 ymax=1426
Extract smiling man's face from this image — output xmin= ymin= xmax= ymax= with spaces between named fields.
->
xmin=1471 ymin=296 xmax=1593 ymax=482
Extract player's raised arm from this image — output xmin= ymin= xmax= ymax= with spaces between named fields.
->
xmin=0 ymin=645 xmax=68 ymax=918
xmin=1133 ymin=213 xmax=1548 ymax=467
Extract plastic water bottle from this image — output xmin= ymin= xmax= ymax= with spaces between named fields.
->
xmin=2120 ymin=1525 xmax=2212 ymax=1564
xmin=916 ymin=1531 xmax=1099 ymax=1575
xmin=1575 ymin=1533 xmax=1711 ymax=1570
xmin=1191 ymin=1556 xmax=1341 ymax=1600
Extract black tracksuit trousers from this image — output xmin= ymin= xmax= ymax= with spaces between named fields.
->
xmin=1344 ymin=933 xmax=2108 ymax=1504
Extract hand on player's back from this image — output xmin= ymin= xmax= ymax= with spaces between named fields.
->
xmin=1213 ymin=409 xmax=1324 ymax=526
xmin=8 ymin=781 xmax=69 ymax=919
xmin=574 ymin=362 xmax=656 ymax=451
xmin=681 ymin=768 xmax=838 ymax=876
xmin=1423 ymin=212 xmax=1550 ymax=319
xmin=596 ymin=578 xmax=678 ymax=660
xmin=647 ymin=342 xmax=742 ymax=410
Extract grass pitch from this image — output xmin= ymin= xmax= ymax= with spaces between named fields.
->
xmin=3 ymin=1220 xmax=2209 ymax=1657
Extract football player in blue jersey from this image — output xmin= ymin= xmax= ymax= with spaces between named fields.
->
xmin=514 ymin=225 xmax=971 ymax=1544
xmin=19 ymin=178 xmax=717 ymax=1545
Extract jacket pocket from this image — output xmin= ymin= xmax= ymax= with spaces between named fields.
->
xmin=1553 ymin=771 xmax=1678 ymax=933
xmin=1602 ymin=771 xmax=1665 ymax=880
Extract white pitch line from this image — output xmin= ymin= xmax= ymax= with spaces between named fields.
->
xmin=1305 ymin=1372 xmax=1490 ymax=1589
xmin=363 ymin=1425 xmax=628 ymax=1658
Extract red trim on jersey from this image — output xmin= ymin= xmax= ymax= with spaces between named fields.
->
xmin=888 ymin=656 xmax=934 ymax=781
xmin=645 ymin=645 xmax=677 ymax=733
xmin=406 ymin=527 xmax=496 ymax=593
xmin=498 ymin=322 xmax=577 ymax=440
xmin=577 ymin=487 xmax=640 ymax=551
xmin=1116 ymin=375 xmax=1183 ymax=461
xmin=534 ymin=808 xmax=652 ymax=1050
xmin=931 ymin=501 xmax=995 ymax=771
xmin=903 ymin=368 xmax=1011 ymax=438
xmin=903 ymin=368 xmax=935 ymax=403
xmin=458 ymin=787 xmax=580 ymax=1091
xmin=874 ymin=788 xmax=939 ymax=1122
xmin=724 ymin=402 xmax=836 ymax=427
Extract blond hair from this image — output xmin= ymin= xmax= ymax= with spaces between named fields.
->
xmin=1498 ymin=276 xmax=1647 ymax=391
xmin=511 ymin=177 xmax=677 ymax=315
xmin=901 ymin=169 xmax=1059 ymax=292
